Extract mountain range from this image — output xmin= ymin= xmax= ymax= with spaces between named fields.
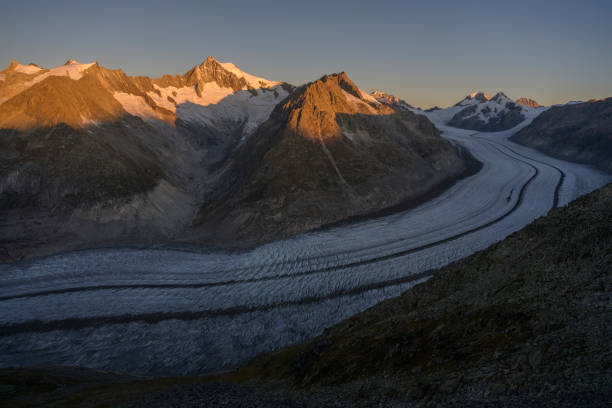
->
xmin=0 ymin=57 xmax=478 ymax=259
xmin=1 ymin=55 xmax=611 ymax=407
xmin=1 ymin=56 xmax=610 ymax=261
xmin=446 ymin=91 xmax=540 ymax=132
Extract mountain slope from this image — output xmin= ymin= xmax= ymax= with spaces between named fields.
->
xmin=511 ymin=97 xmax=612 ymax=173
xmin=193 ymin=72 xmax=480 ymax=244
xmin=447 ymin=91 xmax=531 ymax=131
xmin=230 ymin=182 xmax=612 ymax=407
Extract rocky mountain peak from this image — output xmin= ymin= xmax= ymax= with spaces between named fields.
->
xmin=7 ymin=60 xmax=20 ymax=70
xmin=469 ymin=91 xmax=491 ymax=102
xmin=516 ymin=97 xmax=540 ymax=108
xmin=449 ymin=90 xmax=526 ymax=131
xmin=270 ymin=72 xmax=395 ymax=143
xmin=183 ymin=57 xmax=247 ymax=94
xmin=199 ymin=55 xmax=221 ymax=69
xmin=491 ymin=91 xmax=511 ymax=102
xmin=64 ymin=59 xmax=80 ymax=65
xmin=455 ymin=91 xmax=491 ymax=106
xmin=335 ymin=72 xmax=362 ymax=99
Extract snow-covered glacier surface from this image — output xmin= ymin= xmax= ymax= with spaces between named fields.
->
xmin=0 ymin=113 xmax=610 ymax=376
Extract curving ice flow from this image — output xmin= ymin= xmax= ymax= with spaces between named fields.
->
xmin=0 ymin=110 xmax=610 ymax=376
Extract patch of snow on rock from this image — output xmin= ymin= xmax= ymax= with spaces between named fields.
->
xmin=22 ymin=62 xmax=96 ymax=89
xmin=113 ymin=92 xmax=158 ymax=119
xmin=14 ymin=64 xmax=43 ymax=75
xmin=342 ymin=90 xmax=378 ymax=114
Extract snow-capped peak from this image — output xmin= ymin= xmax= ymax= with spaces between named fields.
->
xmin=217 ymin=60 xmax=279 ymax=89
xmin=457 ymin=91 xmax=491 ymax=106
xmin=4 ymin=60 xmax=42 ymax=75
xmin=370 ymin=90 xmax=413 ymax=110
xmin=491 ymin=92 xmax=511 ymax=103
xmin=446 ymin=89 xmax=538 ymax=132
xmin=192 ymin=56 xmax=279 ymax=89
xmin=12 ymin=62 xmax=43 ymax=75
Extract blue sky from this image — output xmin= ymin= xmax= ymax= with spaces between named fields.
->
xmin=1 ymin=0 xmax=611 ymax=107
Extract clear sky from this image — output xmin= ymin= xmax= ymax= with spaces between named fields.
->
xmin=1 ymin=0 xmax=611 ymax=108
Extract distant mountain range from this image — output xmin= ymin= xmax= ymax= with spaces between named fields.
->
xmin=1 ymin=57 xmax=610 ymax=260
xmin=365 ymin=89 xmax=547 ymax=132
xmin=447 ymin=91 xmax=530 ymax=131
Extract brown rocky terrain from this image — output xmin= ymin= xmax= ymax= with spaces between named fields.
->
xmin=192 ymin=72 xmax=480 ymax=244
xmin=511 ymin=97 xmax=612 ymax=173
xmin=2 ymin=183 xmax=610 ymax=407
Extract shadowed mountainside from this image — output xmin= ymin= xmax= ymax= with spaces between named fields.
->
xmin=0 ymin=117 xmax=199 ymax=262
xmin=511 ymin=97 xmax=612 ymax=173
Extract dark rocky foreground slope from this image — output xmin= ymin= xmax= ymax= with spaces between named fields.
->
xmin=229 ymin=183 xmax=612 ymax=406
xmin=192 ymin=73 xmax=479 ymax=244
xmin=3 ymin=183 xmax=610 ymax=407
xmin=511 ymin=97 xmax=612 ymax=173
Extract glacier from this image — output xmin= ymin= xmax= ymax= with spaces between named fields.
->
xmin=0 ymin=111 xmax=610 ymax=376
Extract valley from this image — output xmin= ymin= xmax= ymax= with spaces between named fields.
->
xmin=2 ymin=3 xmax=611 ymax=406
